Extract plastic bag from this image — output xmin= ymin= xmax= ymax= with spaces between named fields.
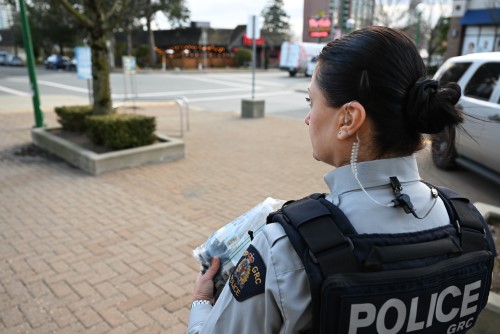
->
xmin=193 ymin=197 xmax=285 ymax=297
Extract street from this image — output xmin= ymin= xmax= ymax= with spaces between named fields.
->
xmin=1 ymin=65 xmax=500 ymax=207
xmin=0 ymin=66 xmax=310 ymax=119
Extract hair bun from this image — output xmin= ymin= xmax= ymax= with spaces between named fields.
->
xmin=405 ymin=78 xmax=462 ymax=134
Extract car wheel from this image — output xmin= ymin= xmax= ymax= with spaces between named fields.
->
xmin=431 ymin=127 xmax=458 ymax=169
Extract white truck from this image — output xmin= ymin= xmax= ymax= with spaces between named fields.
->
xmin=279 ymin=42 xmax=325 ymax=77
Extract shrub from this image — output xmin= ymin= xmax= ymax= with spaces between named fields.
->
xmin=54 ymin=105 xmax=93 ymax=132
xmin=85 ymin=113 xmax=156 ymax=150
xmin=235 ymin=48 xmax=252 ymax=67
xmin=135 ymin=44 xmax=149 ymax=68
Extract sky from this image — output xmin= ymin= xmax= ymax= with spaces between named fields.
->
xmin=155 ymin=0 xmax=453 ymax=42
xmin=156 ymin=0 xmax=304 ymax=40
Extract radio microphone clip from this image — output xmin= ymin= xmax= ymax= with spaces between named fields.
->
xmin=390 ymin=176 xmax=416 ymax=215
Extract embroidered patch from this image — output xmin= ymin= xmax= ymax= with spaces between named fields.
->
xmin=229 ymin=245 xmax=266 ymax=302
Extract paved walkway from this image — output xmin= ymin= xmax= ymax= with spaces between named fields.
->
xmin=0 ymin=104 xmax=331 ymax=333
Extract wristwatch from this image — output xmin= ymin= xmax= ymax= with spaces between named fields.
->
xmin=191 ymin=300 xmax=212 ymax=308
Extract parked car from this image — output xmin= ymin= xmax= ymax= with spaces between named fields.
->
xmin=0 ymin=52 xmax=24 ymax=66
xmin=6 ymin=55 xmax=24 ymax=66
xmin=431 ymin=52 xmax=500 ymax=184
xmin=44 ymin=54 xmax=72 ymax=70
xmin=68 ymin=57 xmax=77 ymax=71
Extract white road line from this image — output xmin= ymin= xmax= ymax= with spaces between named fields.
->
xmin=37 ymin=80 xmax=89 ymax=93
xmin=7 ymin=77 xmax=90 ymax=93
xmin=9 ymin=77 xmax=264 ymax=98
xmin=172 ymin=74 xmax=249 ymax=88
xmin=3 ymin=76 xmax=288 ymax=101
xmin=111 ymin=87 xmax=264 ymax=99
xmin=188 ymin=90 xmax=294 ymax=102
xmin=174 ymin=73 xmax=287 ymax=88
xmin=0 ymin=85 xmax=31 ymax=96
xmin=209 ymin=74 xmax=287 ymax=87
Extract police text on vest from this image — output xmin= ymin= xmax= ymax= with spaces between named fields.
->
xmin=348 ymin=280 xmax=481 ymax=334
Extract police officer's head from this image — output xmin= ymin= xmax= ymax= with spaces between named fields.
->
xmin=312 ymin=26 xmax=462 ymax=160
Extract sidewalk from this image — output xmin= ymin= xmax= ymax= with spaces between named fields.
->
xmin=0 ymin=104 xmax=331 ymax=333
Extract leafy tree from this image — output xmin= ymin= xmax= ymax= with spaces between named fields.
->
xmin=24 ymin=0 xmax=84 ymax=58
xmin=261 ymin=0 xmax=291 ymax=38
xmin=116 ymin=0 xmax=145 ymax=56
xmin=120 ymin=0 xmax=189 ymax=67
xmin=425 ymin=16 xmax=449 ymax=73
xmin=53 ymin=0 xmax=131 ymax=115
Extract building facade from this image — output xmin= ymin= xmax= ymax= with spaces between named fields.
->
xmin=115 ymin=23 xmax=286 ymax=70
xmin=446 ymin=0 xmax=500 ymax=59
xmin=0 ymin=0 xmax=14 ymax=30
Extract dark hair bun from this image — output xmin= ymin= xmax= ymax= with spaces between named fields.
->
xmin=405 ymin=79 xmax=463 ymax=134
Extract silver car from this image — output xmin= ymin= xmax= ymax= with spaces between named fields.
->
xmin=431 ymin=52 xmax=500 ymax=184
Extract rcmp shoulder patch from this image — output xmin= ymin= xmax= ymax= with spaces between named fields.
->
xmin=229 ymin=244 xmax=267 ymax=302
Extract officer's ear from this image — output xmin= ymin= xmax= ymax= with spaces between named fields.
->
xmin=338 ymin=101 xmax=366 ymax=140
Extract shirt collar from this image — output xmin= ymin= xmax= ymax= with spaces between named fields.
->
xmin=324 ymin=156 xmax=421 ymax=198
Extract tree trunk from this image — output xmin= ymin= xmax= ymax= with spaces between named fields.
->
xmin=147 ymin=16 xmax=156 ymax=67
xmin=90 ymin=30 xmax=112 ymax=115
xmin=53 ymin=0 xmax=114 ymax=115
xmin=126 ymin=25 xmax=133 ymax=56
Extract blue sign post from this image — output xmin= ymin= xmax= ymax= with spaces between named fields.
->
xmin=75 ymin=46 xmax=92 ymax=104
xmin=75 ymin=46 xmax=92 ymax=80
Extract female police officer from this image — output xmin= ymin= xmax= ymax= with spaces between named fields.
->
xmin=187 ymin=26 xmax=481 ymax=333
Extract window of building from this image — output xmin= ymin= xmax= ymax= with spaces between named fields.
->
xmin=462 ymin=26 xmax=500 ymax=55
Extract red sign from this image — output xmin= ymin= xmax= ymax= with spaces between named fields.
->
xmin=242 ymin=34 xmax=265 ymax=46
xmin=309 ymin=17 xmax=331 ymax=38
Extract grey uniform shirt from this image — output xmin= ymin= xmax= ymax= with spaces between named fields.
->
xmin=188 ymin=156 xmax=450 ymax=334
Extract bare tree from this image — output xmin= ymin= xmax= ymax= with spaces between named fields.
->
xmin=373 ymin=0 xmax=408 ymax=27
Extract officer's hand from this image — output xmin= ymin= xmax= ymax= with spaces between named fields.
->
xmin=193 ymin=257 xmax=220 ymax=304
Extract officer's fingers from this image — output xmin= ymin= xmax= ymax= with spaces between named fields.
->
xmin=205 ymin=257 xmax=220 ymax=279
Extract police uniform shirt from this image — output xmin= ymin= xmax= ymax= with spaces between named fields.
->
xmin=187 ymin=155 xmax=450 ymax=334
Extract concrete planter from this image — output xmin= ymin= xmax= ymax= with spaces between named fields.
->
xmin=32 ymin=127 xmax=185 ymax=175
xmin=470 ymin=202 xmax=500 ymax=334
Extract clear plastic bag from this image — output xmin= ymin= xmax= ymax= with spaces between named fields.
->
xmin=193 ymin=197 xmax=285 ymax=297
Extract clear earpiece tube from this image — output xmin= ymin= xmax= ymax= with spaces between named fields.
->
xmin=350 ymin=134 xmax=395 ymax=208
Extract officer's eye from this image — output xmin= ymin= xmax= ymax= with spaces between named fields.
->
xmin=305 ymin=96 xmax=312 ymax=107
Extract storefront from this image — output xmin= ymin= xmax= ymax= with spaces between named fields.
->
xmin=460 ymin=8 xmax=500 ymax=54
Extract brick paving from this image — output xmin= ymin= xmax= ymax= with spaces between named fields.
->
xmin=0 ymin=105 xmax=331 ymax=333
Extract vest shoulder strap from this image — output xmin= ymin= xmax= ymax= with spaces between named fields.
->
xmin=280 ymin=194 xmax=358 ymax=275
xmin=427 ymin=184 xmax=490 ymax=254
